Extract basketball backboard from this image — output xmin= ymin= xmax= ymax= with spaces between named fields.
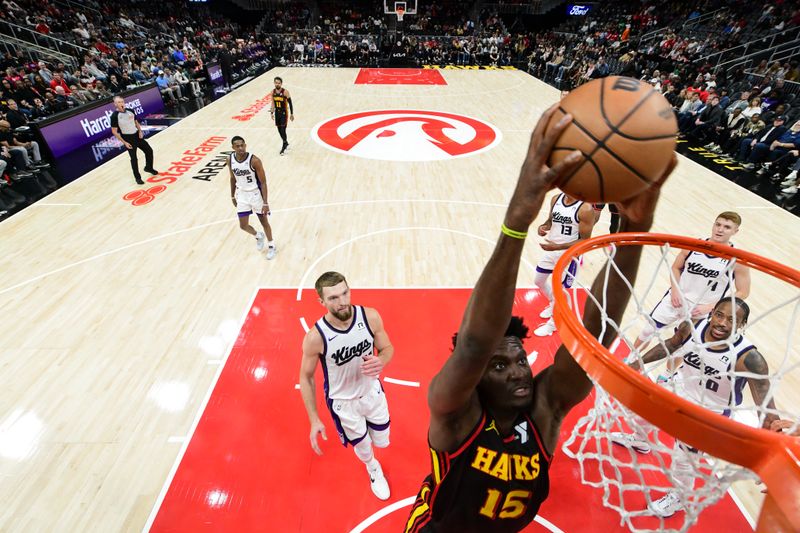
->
xmin=384 ymin=0 xmax=417 ymax=16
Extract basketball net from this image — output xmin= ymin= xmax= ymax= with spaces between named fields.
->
xmin=553 ymin=234 xmax=800 ymax=532
xmin=396 ymin=6 xmax=405 ymax=22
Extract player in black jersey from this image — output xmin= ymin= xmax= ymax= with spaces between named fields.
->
xmin=269 ymin=76 xmax=294 ymax=155
xmin=405 ymin=105 xmax=678 ymax=533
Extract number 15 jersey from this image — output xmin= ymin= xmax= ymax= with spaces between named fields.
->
xmin=405 ymin=410 xmax=551 ymax=533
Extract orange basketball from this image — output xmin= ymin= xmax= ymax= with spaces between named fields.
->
xmin=547 ymin=76 xmax=677 ymax=202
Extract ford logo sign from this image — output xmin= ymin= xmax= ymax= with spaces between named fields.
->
xmin=568 ymin=4 xmax=591 ymax=15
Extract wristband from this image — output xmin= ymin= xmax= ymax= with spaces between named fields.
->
xmin=501 ymin=223 xmax=528 ymax=240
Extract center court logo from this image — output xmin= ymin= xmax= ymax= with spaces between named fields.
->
xmin=311 ymin=110 xmax=502 ymax=161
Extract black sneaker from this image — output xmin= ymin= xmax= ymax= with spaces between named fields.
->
xmin=280 ymin=143 xmax=288 ymax=156
xmin=143 ymin=167 xmax=159 ymax=175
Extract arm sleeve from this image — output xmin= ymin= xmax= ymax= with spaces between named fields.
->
xmin=287 ymin=97 xmax=293 ymax=114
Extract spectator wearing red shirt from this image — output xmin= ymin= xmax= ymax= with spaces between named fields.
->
xmin=49 ymin=72 xmax=72 ymax=95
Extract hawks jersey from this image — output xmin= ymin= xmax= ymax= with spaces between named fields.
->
xmin=546 ymin=193 xmax=584 ymax=245
xmin=405 ymin=410 xmax=551 ymax=533
xmin=272 ymin=88 xmax=287 ymax=113
xmin=672 ymin=241 xmax=735 ymax=305
xmin=315 ymin=305 xmax=376 ymax=401
xmin=671 ymin=318 xmax=755 ymax=416
xmin=229 ymin=152 xmax=259 ymax=192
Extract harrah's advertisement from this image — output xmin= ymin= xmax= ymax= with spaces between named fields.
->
xmin=37 ymin=85 xmax=165 ymax=158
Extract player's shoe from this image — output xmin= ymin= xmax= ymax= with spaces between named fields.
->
xmin=648 ymin=491 xmax=683 ymax=518
xmin=367 ymin=460 xmax=390 ymax=500
xmin=539 ymin=304 xmax=553 ymax=319
xmin=534 ymin=319 xmax=556 ymax=337
xmin=265 ymin=245 xmax=277 ymax=260
xmin=280 ymin=142 xmax=289 ymax=156
xmin=609 ymin=431 xmax=652 ymax=454
xmin=255 ymin=231 xmax=266 ymax=252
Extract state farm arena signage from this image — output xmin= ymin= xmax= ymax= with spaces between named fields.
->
xmin=36 ymin=84 xmax=165 ymax=158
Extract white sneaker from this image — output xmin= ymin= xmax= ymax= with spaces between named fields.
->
xmin=265 ymin=245 xmax=277 ymax=260
xmin=534 ymin=319 xmax=556 ymax=337
xmin=609 ymin=431 xmax=651 ymax=454
xmin=255 ymin=231 xmax=266 ymax=251
xmin=648 ymin=491 xmax=683 ymax=518
xmin=539 ymin=304 xmax=553 ymax=319
xmin=367 ymin=461 xmax=390 ymax=500
xmin=782 ymin=185 xmax=798 ymax=194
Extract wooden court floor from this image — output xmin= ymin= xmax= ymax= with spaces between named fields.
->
xmin=0 ymin=67 xmax=797 ymax=532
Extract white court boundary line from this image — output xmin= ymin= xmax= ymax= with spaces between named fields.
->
xmin=141 ymin=288 xmax=260 ymax=533
xmin=348 ymin=495 xmax=565 ymax=533
xmin=0 ymin=199 xmax=507 ymax=297
xmin=294 ymin=226 xmax=535 ymax=301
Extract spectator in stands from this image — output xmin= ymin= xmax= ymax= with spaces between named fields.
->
xmin=30 ymin=97 xmax=50 ymax=119
xmin=49 ymin=72 xmax=71 ymax=95
xmin=3 ymin=99 xmax=28 ymax=128
xmin=677 ymin=92 xmax=704 ymax=131
xmin=36 ymin=62 xmax=53 ymax=85
xmin=32 ymin=74 xmax=50 ymax=96
xmin=742 ymin=97 xmax=762 ymax=119
xmin=687 ymin=96 xmax=724 ymax=142
xmin=727 ymin=91 xmax=752 ymax=115
xmin=69 ymin=85 xmax=95 ymax=105
xmin=108 ymin=75 xmax=123 ymax=94
xmin=155 ymin=70 xmax=180 ymax=104
xmin=706 ymin=107 xmax=747 ymax=153
xmin=749 ymin=120 xmax=800 ymax=171
xmin=737 ymin=115 xmax=788 ymax=165
xmin=0 ymin=120 xmax=45 ymax=169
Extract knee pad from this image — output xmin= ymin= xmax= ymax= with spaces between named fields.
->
xmin=353 ymin=435 xmax=374 ymax=463
xmin=369 ymin=427 xmax=390 ymax=449
xmin=638 ymin=322 xmax=656 ymax=343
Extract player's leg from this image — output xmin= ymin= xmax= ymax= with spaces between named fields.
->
xmin=255 ymin=212 xmax=276 ymax=259
xmin=334 ymin=397 xmax=389 ymax=500
xmin=534 ymin=250 xmax=560 ymax=336
xmin=649 ymin=441 xmax=696 ymax=517
xmin=358 ymin=383 xmax=391 ymax=500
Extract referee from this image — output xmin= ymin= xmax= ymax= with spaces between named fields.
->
xmin=110 ymin=95 xmax=158 ymax=185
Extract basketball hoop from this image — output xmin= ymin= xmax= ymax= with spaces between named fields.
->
xmin=396 ymin=6 xmax=405 ymax=22
xmin=552 ymin=233 xmax=800 ymax=532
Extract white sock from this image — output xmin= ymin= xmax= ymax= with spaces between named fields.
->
xmin=366 ymin=458 xmax=380 ymax=471
xmin=268 ymin=240 xmax=275 ymax=247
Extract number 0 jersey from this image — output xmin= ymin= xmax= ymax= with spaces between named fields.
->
xmin=671 ymin=318 xmax=755 ymax=417
xmin=405 ymin=410 xmax=551 ymax=533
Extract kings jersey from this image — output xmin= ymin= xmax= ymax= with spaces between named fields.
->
xmin=405 ymin=410 xmax=551 ymax=533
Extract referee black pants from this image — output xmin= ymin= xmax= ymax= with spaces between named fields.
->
xmin=121 ymin=133 xmax=154 ymax=180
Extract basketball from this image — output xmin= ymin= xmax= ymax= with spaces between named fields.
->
xmin=547 ymin=76 xmax=677 ymax=202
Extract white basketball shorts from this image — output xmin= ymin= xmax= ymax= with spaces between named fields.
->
xmin=236 ymin=188 xmax=265 ymax=217
xmin=327 ymin=379 xmax=390 ymax=447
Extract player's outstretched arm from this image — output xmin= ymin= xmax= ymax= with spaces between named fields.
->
xmin=427 ymin=105 xmax=584 ymax=427
xmin=635 ymin=321 xmax=692 ymax=370
xmin=533 ymin=156 xmax=677 ymax=450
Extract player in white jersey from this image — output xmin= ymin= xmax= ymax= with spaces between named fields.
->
xmin=615 ymin=298 xmax=778 ymax=517
xmin=634 ymin=211 xmax=750 ymax=353
xmin=299 ymin=271 xmax=395 ymax=500
xmin=533 ymin=192 xmax=596 ymax=337
xmin=227 ymin=136 xmax=276 ymax=259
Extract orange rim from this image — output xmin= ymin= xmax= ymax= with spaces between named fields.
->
xmin=552 ymin=232 xmax=800 ymax=527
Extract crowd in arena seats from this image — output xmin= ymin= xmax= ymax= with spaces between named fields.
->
xmin=1 ymin=0 xmax=800 ymax=214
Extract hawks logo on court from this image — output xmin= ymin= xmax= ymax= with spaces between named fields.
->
xmin=312 ymin=110 xmax=502 ymax=161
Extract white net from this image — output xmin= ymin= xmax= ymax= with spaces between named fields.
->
xmin=558 ymin=238 xmax=800 ymax=532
